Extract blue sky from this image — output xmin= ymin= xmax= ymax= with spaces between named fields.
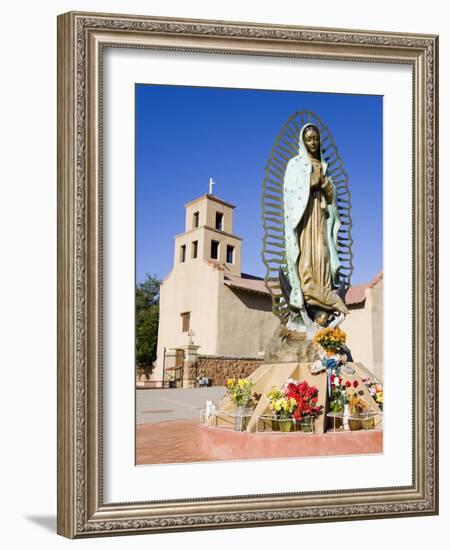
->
xmin=136 ymin=84 xmax=382 ymax=286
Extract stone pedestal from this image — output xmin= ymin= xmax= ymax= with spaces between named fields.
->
xmin=217 ymin=361 xmax=382 ymax=434
xmin=218 ymin=362 xmax=328 ymax=433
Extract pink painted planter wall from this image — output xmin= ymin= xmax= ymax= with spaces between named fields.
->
xmin=197 ymin=424 xmax=383 ymax=460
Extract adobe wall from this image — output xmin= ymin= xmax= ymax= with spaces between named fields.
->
xmin=342 ymin=277 xmax=384 ymax=381
xmin=216 ymin=284 xmax=279 ymax=357
xmin=152 ymin=261 xmax=222 ymax=382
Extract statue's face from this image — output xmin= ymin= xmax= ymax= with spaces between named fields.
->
xmin=303 ymin=128 xmax=320 ymax=156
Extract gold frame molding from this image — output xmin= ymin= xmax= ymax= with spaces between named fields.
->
xmin=57 ymin=11 xmax=439 ymax=538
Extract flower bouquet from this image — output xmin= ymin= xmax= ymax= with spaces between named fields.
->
xmin=313 ymin=326 xmax=347 ymax=356
xmin=285 ymin=380 xmax=322 ymax=433
xmin=266 ymin=387 xmax=284 ymax=431
xmin=268 ymin=395 xmax=297 ymax=432
xmin=361 ymin=376 xmax=384 ymax=410
xmin=226 ymin=378 xmax=255 ymax=431
xmin=347 ymin=393 xmax=372 ymax=430
xmin=328 ymin=373 xmax=346 ymax=430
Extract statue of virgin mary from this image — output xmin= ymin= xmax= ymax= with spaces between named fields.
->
xmin=282 ymin=123 xmax=348 ymax=331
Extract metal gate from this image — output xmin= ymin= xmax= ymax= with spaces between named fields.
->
xmin=162 ymin=347 xmax=184 ymax=388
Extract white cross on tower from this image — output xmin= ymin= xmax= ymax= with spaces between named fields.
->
xmin=209 ymin=177 xmax=215 ymax=195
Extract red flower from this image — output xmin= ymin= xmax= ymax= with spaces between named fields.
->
xmin=283 ymin=381 xmax=322 ymax=419
xmin=353 ymin=380 xmax=359 ymax=388
xmin=345 ymin=381 xmax=351 ymax=388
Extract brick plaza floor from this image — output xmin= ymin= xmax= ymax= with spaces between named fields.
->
xmin=136 ymin=387 xmax=225 ymax=465
xmin=136 ymin=418 xmax=216 ymax=465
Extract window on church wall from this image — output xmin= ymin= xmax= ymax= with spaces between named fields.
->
xmin=193 ymin=211 xmax=199 ymax=228
xmin=215 ymin=212 xmax=223 ymax=231
xmin=210 ymin=240 xmax=219 ymax=260
xmin=180 ymin=245 xmax=186 ymax=263
xmin=192 ymin=240 xmax=198 ymax=259
xmin=226 ymin=245 xmax=234 ymax=264
xmin=181 ymin=312 xmax=190 ymax=332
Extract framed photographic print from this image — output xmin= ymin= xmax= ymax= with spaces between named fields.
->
xmin=57 ymin=11 xmax=438 ymax=538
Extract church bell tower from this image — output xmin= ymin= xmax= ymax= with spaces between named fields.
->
xmin=173 ymin=191 xmax=242 ymax=277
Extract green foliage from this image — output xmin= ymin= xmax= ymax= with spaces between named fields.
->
xmin=136 ymin=274 xmax=161 ymax=371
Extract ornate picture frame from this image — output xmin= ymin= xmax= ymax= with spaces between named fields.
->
xmin=57 ymin=11 xmax=438 ymax=538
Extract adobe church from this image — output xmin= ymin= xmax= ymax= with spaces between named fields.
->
xmin=152 ymin=191 xmax=279 ymax=384
xmin=151 ymin=189 xmax=383 ymax=384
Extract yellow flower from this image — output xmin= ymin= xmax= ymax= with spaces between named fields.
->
xmin=266 ymin=386 xmax=283 ymax=406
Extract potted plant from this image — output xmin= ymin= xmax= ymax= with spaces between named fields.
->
xmin=226 ymin=378 xmax=255 ymax=431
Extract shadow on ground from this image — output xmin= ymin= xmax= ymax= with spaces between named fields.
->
xmin=25 ymin=515 xmax=56 ymax=533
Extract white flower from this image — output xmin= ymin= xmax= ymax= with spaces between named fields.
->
xmin=282 ymin=377 xmax=298 ymax=391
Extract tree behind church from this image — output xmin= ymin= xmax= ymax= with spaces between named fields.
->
xmin=136 ymin=274 xmax=161 ymax=375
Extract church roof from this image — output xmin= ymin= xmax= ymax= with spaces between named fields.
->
xmin=224 ymin=273 xmax=269 ymax=296
xmin=184 ymin=193 xmax=236 ymax=209
xmin=345 ymin=272 xmax=383 ymax=306
xmin=345 ymin=284 xmax=367 ymax=305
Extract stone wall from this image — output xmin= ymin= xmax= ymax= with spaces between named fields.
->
xmin=190 ymin=355 xmax=264 ymax=386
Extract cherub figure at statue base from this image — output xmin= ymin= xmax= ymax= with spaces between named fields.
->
xmin=311 ymin=308 xmax=346 ymax=329
xmin=265 ymin=306 xmax=350 ymax=366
